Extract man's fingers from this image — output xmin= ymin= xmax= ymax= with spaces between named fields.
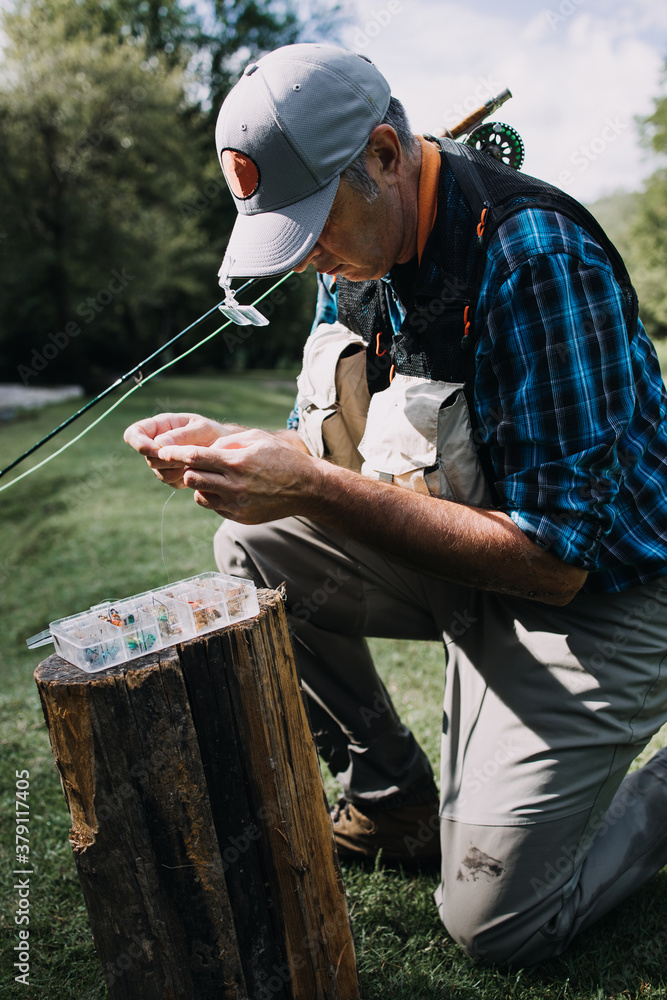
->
xmin=145 ymin=455 xmax=185 ymax=472
xmin=192 ymin=490 xmax=254 ymax=523
xmin=124 ymin=422 xmax=161 ymax=456
xmin=154 ymin=464 xmax=187 ymax=482
xmin=193 ymin=490 xmax=221 ymax=509
xmin=142 ymin=454 xmax=187 ymax=488
xmin=154 ymin=421 xmax=249 ymax=449
xmin=182 ymin=466 xmax=231 ymax=492
xmin=123 ymin=413 xmax=204 ymax=455
xmin=157 ymin=473 xmax=189 ymax=488
xmin=157 ymin=444 xmax=240 ymax=471
xmin=154 ymin=424 xmax=214 ymax=449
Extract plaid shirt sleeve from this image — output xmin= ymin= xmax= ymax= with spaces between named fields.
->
xmin=475 ymin=209 xmax=641 ymax=570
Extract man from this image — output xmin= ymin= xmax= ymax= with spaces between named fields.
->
xmin=124 ymin=43 xmax=667 ymax=965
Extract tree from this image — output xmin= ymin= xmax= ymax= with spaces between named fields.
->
xmin=0 ymin=0 xmax=219 ymax=388
xmin=0 ymin=0 xmax=340 ymax=389
xmin=624 ymin=70 xmax=667 ymax=339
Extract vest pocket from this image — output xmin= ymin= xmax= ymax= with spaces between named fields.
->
xmin=358 ymin=374 xmax=491 ymax=506
xmin=296 ymin=322 xmax=370 ymax=472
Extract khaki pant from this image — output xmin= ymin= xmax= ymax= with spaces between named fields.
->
xmin=215 ymin=515 xmax=667 ymax=965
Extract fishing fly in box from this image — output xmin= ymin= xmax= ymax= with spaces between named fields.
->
xmin=35 ymin=572 xmax=259 ymax=672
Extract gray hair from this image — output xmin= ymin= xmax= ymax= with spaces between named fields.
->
xmin=341 ymin=96 xmax=419 ymax=203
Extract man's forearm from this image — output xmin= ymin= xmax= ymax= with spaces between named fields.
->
xmin=306 ymin=460 xmax=587 ymax=606
xmin=152 ymin=426 xmax=587 ymax=604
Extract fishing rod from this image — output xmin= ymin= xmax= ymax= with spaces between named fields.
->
xmin=0 ymin=278 xmax=257 ymax=481
xmin=0 ymin=273 xmax=291 ymax=496
xmin=440 ymin=87 xmax=525 ymax=170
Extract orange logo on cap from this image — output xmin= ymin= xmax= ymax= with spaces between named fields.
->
xmin=221 ymin=149 xmax=260 ymax=199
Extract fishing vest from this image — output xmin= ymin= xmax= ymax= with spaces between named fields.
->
xmin=296 ymin=137 xmax=638 ymax=507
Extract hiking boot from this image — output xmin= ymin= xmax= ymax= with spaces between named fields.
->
xmin=330 ymin=796 xmax=441 ymax=867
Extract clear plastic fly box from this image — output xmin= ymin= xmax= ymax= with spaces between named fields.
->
xmin=49 ymin=573 xmax=260 ymax=673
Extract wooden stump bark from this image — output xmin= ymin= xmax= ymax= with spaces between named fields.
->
xmin=34 ymin=588 xmax=360 ymax=1000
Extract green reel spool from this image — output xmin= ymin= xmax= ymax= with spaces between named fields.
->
xmin=464 ymin=122 xmax=525 ymax=170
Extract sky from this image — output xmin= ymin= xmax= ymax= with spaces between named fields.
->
xmin=336 ymin=0 xmax=667 ymax=203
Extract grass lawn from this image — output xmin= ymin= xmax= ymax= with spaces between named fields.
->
xmin=1 ymin=365 xmax=667 ymax=999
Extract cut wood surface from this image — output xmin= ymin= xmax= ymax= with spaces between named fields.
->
xmin=34 ymin=588 xmax=360 ymax=1000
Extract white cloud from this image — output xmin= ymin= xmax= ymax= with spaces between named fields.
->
xmin=340 ymin=0 xmax=667 ymax=202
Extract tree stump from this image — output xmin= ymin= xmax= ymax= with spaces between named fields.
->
xmin=34 ymin=588 xmax=360 ymax=1000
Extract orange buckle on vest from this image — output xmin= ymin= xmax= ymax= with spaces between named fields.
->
xmin=463 ymin=304 xmax=471 ymax=340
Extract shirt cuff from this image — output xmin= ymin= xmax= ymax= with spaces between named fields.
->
xmin=509 ymin=509 xmax=606 ymax=570
xmin=287 ymin=404 xmax=299 ymax=431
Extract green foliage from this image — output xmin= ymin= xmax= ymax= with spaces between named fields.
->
xmin=0 ymin=0 xmax=334 ymax=390
xmin=0 ymin=1 xmax=218 ymax=389
xmin=2 ymin=0 xmax=200 ymax=60
xmin=640 ymin=70 xmax=667 ymax=157
xmin=627 ymin=164 xmax=667 ymax=339
xmin=196 ymin=0 xmax=343 ymax=117
xmin=590 ymin=68 xmax=667 ymax=341
xmin=199 ymin=0 xmax=301 ymax=112
xmin=0 ymin=5 xmax=216 ymax=384
xmin=586 ymin=190 xmax=641 ymax=250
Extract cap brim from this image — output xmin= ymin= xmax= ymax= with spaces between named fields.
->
xmin=221 ymin=176 xmax=339 ymax=278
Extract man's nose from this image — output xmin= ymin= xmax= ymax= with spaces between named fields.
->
xmin=293 ymin=242 xmax=321 ymax=273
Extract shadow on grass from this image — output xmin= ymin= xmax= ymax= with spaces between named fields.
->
xmin=535 ymin=873 xmax=667 ymax=997
xmin=342 ymin=858 xmax=667 ymax=1000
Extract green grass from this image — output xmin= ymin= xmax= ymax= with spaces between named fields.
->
xmin=1 ymin=367 xmax=667 ymax=999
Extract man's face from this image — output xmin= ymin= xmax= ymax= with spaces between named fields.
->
xmin=292 ymin=176 xmax=405 ymax=281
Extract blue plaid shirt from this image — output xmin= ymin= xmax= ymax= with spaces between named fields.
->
xmin=289 ymin=208 xmax=667 ymax=594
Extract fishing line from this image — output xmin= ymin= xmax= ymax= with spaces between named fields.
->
xmin=160 ymin=490 xmax=179 ymax=584
xmin=0 ymin=278 xmax=257 ymax=480
xmin=0 ymin=272 xmax=293 ymax=496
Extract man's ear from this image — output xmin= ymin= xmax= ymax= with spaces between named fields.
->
xmin=366 ymin=124 xmax=402 ymax=183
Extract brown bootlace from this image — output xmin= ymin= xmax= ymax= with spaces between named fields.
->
xmin=331 ymin=798 xmax=352 ymax=823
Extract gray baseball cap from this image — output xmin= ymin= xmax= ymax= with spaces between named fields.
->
xmin=215 ymin=43 xmax=391 ymax=279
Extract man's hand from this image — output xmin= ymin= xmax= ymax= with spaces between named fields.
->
xmin=156 ymin=428 xmax=321 ymax=522
xmin=124 ymin=412 xmax=586 ymax=605
xmin=123 ymin=413 xmax=247 ymax=489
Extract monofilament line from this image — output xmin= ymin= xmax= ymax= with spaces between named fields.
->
xmin=0 ymin=278 xmax=257 ymax=481
xmin=0 ymin=272 xmax=293 ymax=496
xmin=160 ymin=490 xmax=179 ymax=584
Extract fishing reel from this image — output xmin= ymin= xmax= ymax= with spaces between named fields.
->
xmin=463 ymin=121 xmax=525 ymax=171
xmin=444 ymin=88 xmax=525 ymax=171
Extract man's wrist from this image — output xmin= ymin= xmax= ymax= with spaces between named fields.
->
xmin=303 ymin=459 xmax=369 ymax=523
xmin=214 ymin=421 xmax=248 ymax=439
xmin=275 ymin=428 xmax=311 ymax=454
